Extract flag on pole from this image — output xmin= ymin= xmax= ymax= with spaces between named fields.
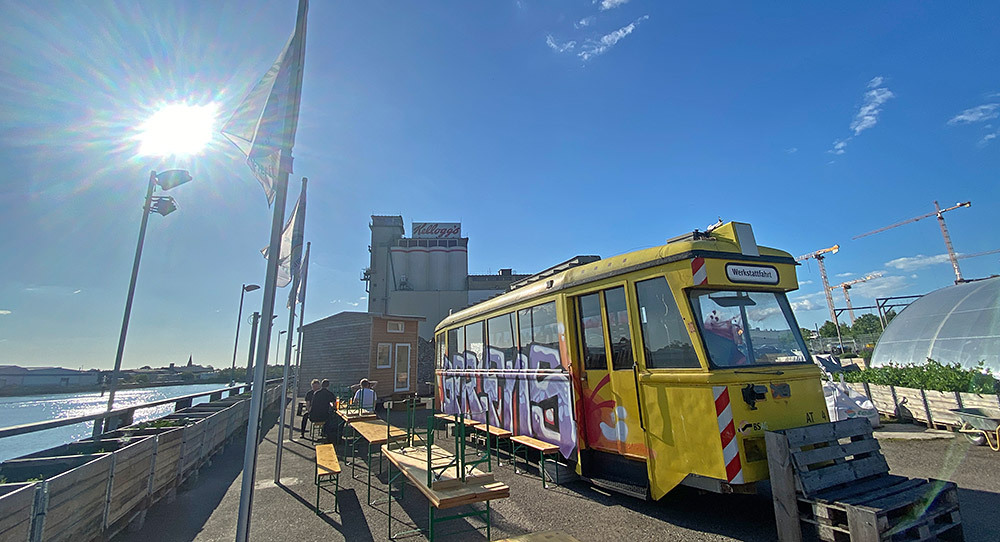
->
xmin=221 ymin=3 xmax=309 ymax=206
xmin=261 ymin=179 xmax=307 ymax=287
xmin=289 ymin=242 xmax=309 ymax=309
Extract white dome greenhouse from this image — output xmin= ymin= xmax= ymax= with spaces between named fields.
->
xmin=871 ymin=276 xmax=1000 ymax=372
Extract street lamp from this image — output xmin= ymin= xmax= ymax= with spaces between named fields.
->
xmin=230 ymin=284 xmax=261 ymax=384
xmin=99 ymin=170 xmax=193 ymax=436
xmin=274 ymin=330 xmax=287 ymax=367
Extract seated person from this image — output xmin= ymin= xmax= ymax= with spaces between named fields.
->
xmin=301 ymin=379 xmax=320 ymax=436
xmin=353 ymin=378 xmax=378 ymax=412
xmin=308 ymin=379 xmax=336 ymax=441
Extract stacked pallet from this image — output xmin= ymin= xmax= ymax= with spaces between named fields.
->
xmin=766 ymin=418 xmax=963 ymax=541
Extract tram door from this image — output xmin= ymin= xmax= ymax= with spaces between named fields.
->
xmin=576 ymin=286 xmax=644 ymax=458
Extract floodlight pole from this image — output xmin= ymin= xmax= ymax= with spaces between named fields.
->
xmin=96 ymin=171 xmax=157 ymax=438
xmin=231 ymin=284 xmax=259 ymax=384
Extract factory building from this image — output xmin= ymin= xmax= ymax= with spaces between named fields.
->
xmin=362 ymin=216 xmax=529 ymax=340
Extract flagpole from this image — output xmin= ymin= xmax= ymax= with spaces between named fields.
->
xmin=291 ymin=242 xmax=310 ymax=434
xmin=275 ymin=178 xmax=306 ymax=482
xmin=235 ymin=170 xmax=287 ymax=542
xmin=234 ymin=1 xmax=308 ymax=538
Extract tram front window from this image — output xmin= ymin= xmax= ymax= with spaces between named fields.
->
xmin=688 ymin=289 xmax=809 ymax=367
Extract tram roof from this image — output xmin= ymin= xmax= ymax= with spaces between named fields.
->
xmin=437 ymin=222 xmax=797 ymax=331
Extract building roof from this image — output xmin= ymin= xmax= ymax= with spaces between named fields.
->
xmin=302 ymin=311 xmax=426 ymax=330
xmin=871 ymin=276 xmax=1000 ymax=372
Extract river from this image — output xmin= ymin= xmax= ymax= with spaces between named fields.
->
xmin=0 ymin=383 xmax=230 ymax=463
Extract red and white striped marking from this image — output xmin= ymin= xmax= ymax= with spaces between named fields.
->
xmin=713 ymin=385 xmax=744 ymax=484
xmin=692 ymin=257 xmax=708 ymax=285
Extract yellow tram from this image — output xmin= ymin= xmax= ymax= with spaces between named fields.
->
xmin=433 ymin=222 xmax=826 ymax=499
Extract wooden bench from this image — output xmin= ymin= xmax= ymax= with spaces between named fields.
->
xmin=511 ymin=435 xmax=560 ymax=488
xmin=473 ymin=423 xmax=514 ymax=465
xmin=314 ymin=444 xmax=341 ymax=515
xmin=345 ymin=418 xmax=408 ymax=505
xmin=766 ymin=418 xmax=963 ymax=541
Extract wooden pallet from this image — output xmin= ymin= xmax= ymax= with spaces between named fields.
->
xmin=767 ymin=418 xmax=963 ymax=541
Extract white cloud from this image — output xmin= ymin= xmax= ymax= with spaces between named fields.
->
xmin=0 ymin=310 xmax=11 ymax=315
xmin=826 ymin=77 xmax=893 ymax=155
xmin=885 ymin=253 xmax=953 ymax=271
xmin=597 ymin=0 xmax=629 ymax=10
xmin=978 ymin=131 xmax=998 ymax=148
xmin=359 ymin=296 xmax=368 ymax=300
xmin=790 ymin=298 xmax=821 ymax=312
xmin=575 ymin=17 xmax=595 ymax=29
xmin=850 ymin=86 xmax=894 ymax=135
xmin=579 ymin=15 xmax=648 ymax=61
xmin=546 ymin=34 xmax=576 ymax=53
xmin=798 ymin=280 xmax=813 ymax=286
xmin=785 ymin=147 xmax=798 ymax=154
xmin=835 ymin=272 xmax=854 ymax=278
xmin=73 ymin=289 xmax=82 ymax=294
xmin=829 ymin=138 xmax=849 ymax=155
xmin=947 ymin=103 xmax=999 ymax=125
xmin=348 ymin=302 xmax=360 ymax=307
xmin=850 ymin=275 xmax=909 ymax=298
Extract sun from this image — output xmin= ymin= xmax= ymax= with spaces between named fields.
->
xmin=137 ymin=103 xmax=218 ymax=157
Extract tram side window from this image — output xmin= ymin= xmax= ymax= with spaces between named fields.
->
xmin=531 ymin=302 xmax=559 ymax=351
xmin=447 ymin=327 xmax=464 ymax=370
xmin=517 ymin=308 xmax=532 ymax=361
xmin=466 ymin=321 xmax=485 ymax=370
xmin=578 ymin=293 xmax=607 ymax=370
xmin=436 ymin=333 xmax=447 ymax=369
xmin=487 ymin=313 xmax=516 ymax=370
xmin=635 ymin=277 xmax=699 ymax=368
xmin=604 ymin=287 xmax=634 ymax=370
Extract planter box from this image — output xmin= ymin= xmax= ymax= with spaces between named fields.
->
xmin=0 ymin=482 xmax=36 ymax=542
xmin=959 ymin=392 xmax=1000 ymax=410
xmin=108 ymin=427 xmax=185 ymax=499
xmin=20 ymin=437 xmax=145 ymax=460
xmin=0 ymin=454 xmax=112 ymax=542
xmin=893 ymin=386 xmax=929 ymax=423
xmin=866 ymin=384 xmax=895 ymax=416
xmin=104 ymin=436 xmax=156 ymax=528
xmin=924 ymin=390 xmax=962 ymax=426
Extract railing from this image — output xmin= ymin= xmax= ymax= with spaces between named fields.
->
xmin=0 ymin=378 xmax=282 ymax=441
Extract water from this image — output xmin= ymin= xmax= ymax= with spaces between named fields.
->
xmin=0 ymin=383 xmax=227 ymax=463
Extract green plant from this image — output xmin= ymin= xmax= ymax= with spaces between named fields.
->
xmin=26 ymin=475 xmax=44 ymax=482
xmin=844 ymin=359 xmax=998 ymax=393
xmin=0 ymin=475 xmax=7 ymax=484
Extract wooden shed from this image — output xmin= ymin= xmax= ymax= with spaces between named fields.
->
xmin=297 ymin=312 xmax=424 ymax=402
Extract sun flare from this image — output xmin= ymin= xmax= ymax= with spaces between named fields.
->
xmin=137 ymin=103 xmax=218 ymax=157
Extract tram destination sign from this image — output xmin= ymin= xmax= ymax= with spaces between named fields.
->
xmin=412 ymin=222 xmax=462 ymax=239
xmin=725 ymin=263 xmax=779 ymax=285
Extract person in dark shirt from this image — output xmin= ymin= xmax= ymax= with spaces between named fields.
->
xmin=308 ymin=379 xmax=337 ymax=441
xmin=300 ymin=379 xmax=320 ymax=436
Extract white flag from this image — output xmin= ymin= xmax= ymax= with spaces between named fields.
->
xmin=221 ymin=1 xmax=308 ymax=206
xmin=289 ymin=243 xmax=309 ymax=309
xmin=261 ymin=180 xmax=306 ymax=287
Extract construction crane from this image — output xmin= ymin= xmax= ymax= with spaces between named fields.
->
xmin=829 ymin=272 xmax=882 ymax=324
xmin=795 ymin=244 xmax=840 ymax=325
xmin=853 ymin=201 xmax=971 ymax=284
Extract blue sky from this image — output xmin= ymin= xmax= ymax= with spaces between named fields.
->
xmin=1 ymin=1 xmax=997 ymax=370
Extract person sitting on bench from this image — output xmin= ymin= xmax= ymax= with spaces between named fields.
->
xmin=301 ymin=379 xmax=321 ymax=437
xmin=353 ymin=378 xmax=378 ymax=412
xmin=309 ymin=379 xmax=337 ymax=442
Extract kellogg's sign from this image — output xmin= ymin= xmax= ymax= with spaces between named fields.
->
xmin=412 ymin=222 xmax=462 ymax=239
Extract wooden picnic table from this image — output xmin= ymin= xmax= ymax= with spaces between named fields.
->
xmin=344 ymin=418 xmax=408 ymax=505
xmin=383 ymin=444 xmax=510 ymax=540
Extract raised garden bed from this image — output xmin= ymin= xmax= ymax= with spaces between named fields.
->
xmin=0 ymin=482 xmax=37 ymax=541
xmin=0 ymin=453 xmax=112 ymax=542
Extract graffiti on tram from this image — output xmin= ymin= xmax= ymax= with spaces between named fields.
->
xmin=437 ymin=343 xmax=576 ymax=459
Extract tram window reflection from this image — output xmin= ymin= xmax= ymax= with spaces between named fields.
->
xmin=635 ymin=277 xmax=699 ymax=369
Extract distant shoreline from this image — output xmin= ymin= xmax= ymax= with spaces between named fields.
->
xmin=0 ymin=379 xmax=235 ymax=398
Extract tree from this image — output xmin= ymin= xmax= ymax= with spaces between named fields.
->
xmin=884 ymin=309 xmax=897 ymax=325
xmin=818 ymin=320 xmax=849 ymax=338
xmin=851 ymin=313 xmax=882 ymax=336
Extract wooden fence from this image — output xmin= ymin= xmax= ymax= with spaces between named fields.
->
xmin=0 ymin=384 xmax=281 ymax=542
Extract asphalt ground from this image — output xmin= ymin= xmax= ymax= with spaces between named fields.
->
xmin=115 ymin=404 xmax=1000 ymax=541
